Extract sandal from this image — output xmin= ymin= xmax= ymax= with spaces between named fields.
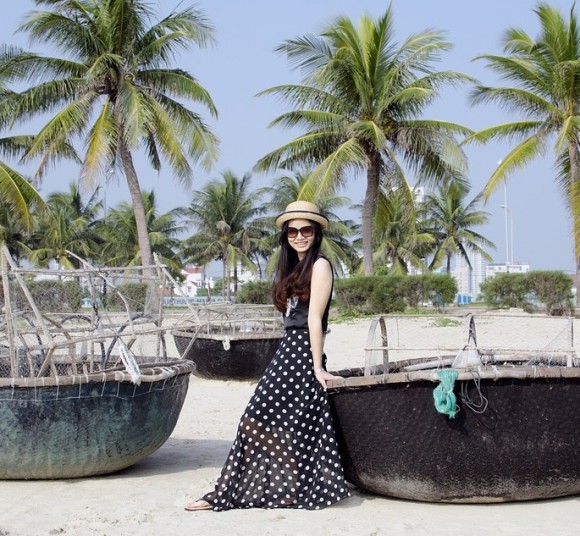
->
xmin=184 ymin=499 xmax=212 ymax=511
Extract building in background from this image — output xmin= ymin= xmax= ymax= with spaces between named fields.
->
xmin=453 ymin=250 xmax=490 ymax=301
xmin=452 ymin=255 xmax=530 ymax=303
xmin=176 ymin=266 xmax=207 ymax=297
xmin=485 ymin=262 xmax=530 ymax=279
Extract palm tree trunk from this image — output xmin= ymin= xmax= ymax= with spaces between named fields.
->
xmin=233 ymin=264 xmax=238 ymax=295
xmin=569 ymin=141 xmax=580 ymax=307
xmin=446 ymin=253 xmax=452 ymax=274
xmin=363 ymin=150 xmax=381 ymax=275
xmin=222 ymin=258 xmax=228 ymax=301
xmin=119 ymin=138 xmax=153 ymax=268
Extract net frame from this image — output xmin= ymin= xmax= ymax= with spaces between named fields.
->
xmin=0 ymin=246 xmax=175 ymax=382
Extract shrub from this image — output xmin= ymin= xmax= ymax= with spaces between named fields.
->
xmin=399 ymin=275 xmax=428 ymax=309
xmin=527 ymin=271 xmax=573 ymax=315
xmin=108 ymin=282 xmax=149 ymax=312
xmin=480 ymin=273 xmax=532 ymax=310
xmin=334 ymin=276 xmax=378 ymax=314
xmin=25 ymin=280 xmax=83 ymax=312
xmin=398 ymin=273 xmax=457 ymax=309
xmin=237 ymin=281 xmax=273 ymax=304
xmin=425 ymin=273 xmax=457 ymax=308
xmin=370 ymin=275 xmax=407 ymax=313
xmin=334 ymin=275 xmax=408 ymax=314
xmin=480 ymin=271 xmax=574 ymax=314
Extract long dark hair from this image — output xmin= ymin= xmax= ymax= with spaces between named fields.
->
xmin=272 ymin=220 xmax=324 ymax=312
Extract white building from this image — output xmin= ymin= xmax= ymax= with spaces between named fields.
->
xmin=452 ymin=250 xmax=490 ymax=301
xmin=231 ymin=263 xmax=259 ymax=286
xmin=485 ymin=262 xmax=530 ymax=279
xmin=458 ymin=250 xmax=489 ymax=300
xmin=453 ymin=261 xmax=471 ymax=295
xmin=412 ymin=185 xmax=426 ymax=204
xmin=175 ymin=266 xmax=207 ymax=297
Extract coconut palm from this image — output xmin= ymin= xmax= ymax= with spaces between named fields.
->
xmin=2 ymin=0 xmax=218 ymax=268
xmin=372 ymin=186 xmax=435 ymax=274
xmin=260 ymin=169 xmax=359 ymax=275
xmin=99 ymin=190 xmax=183 ymax=277
xmin=25 ymin=182 xmax=103 ymax=269
xmin=256 ymin=6 xmax=473 ymax=275
xmin=421 ymin=180 xmax=494 ymax=274
xmin=0 ymin=45 xmax=47 ymax=230
xmin=181 ymin=171 xmax=267 ymax=300
xmin=0 ymin=199 xmax=31 ymax=264
xmin=0 ymin=139 xmax=46 ymax=232
xmin=466 ymin=2 xmax=580 ymax=300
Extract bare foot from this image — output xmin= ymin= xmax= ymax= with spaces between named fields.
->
xmin=184 ymin=499 xmax=212 ymax=511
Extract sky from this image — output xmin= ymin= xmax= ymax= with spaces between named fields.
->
xmin=0 ymin=0 xmax=576 ymax=273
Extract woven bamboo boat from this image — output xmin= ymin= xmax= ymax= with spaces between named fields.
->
xmin=172 ymin=304 xmax=283 ymax=381
xmin=0 ymin=359 xmax=193 ymax=479
xmin=327 ymin=314 xmax=580 ymax=503
xmin=0 ymin=248 xmax=194 ymax=479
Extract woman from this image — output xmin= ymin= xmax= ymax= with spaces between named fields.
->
xmin=185 ymin=200 xmax=350 ymax=511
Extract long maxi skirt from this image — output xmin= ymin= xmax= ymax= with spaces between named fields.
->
xmin=202 ymin=328 xmax=351 ymax=510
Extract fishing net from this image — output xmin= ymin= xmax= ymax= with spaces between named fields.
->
xmin=0 ymin=246 xmax=179 ymax=384
xmin=363 ymin=312 xmax=580 ymax=375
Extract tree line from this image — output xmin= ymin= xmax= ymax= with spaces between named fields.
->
xmin=0 ymin=1 xmax=578 ymax=301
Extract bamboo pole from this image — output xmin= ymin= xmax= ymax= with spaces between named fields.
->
xmin=1 ymin=247 xmax=17 ymax=376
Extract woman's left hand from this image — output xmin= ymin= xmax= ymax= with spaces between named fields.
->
xmin=315 ymin=370 xmax=343 ymax=390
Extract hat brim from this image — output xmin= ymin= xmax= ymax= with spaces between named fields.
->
xmin=275 ymin=210 xmax=329 ymax=230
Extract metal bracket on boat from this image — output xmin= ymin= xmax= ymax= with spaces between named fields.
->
xmin=451 ymin=314 xmax=483 ymax=369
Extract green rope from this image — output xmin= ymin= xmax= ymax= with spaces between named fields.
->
xmin=433 ymin=369 xmax=459 ymax=418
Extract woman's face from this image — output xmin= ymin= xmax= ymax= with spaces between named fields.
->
xmin=286 ymin=218 xmax=315 ymax=258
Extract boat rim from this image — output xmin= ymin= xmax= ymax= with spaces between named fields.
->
xmin=0 ymin=359 xmax=194 ymax=388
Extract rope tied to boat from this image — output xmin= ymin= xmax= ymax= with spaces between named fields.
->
xmin=433 ymin=369 xmax=459 ymax=418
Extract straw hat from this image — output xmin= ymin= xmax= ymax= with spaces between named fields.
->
xmin=275 ymin=200 xmax=329 ymax=230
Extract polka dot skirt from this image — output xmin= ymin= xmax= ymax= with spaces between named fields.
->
xmin=202 ymin=329 xmax=350 ymax=510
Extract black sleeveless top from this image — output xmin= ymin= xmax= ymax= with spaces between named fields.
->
xmin=282 ymin=256 xmax=333 ymax=332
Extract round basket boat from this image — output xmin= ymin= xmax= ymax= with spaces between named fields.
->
xmin=327 ymin=314 xmax=580 ymax=503
xmin=173 ymin=329 xmax=282 ymax=381
xmin=172 ymin=304 xmax=284 ymax=381
xmin=0 ymin=246 xmax=196 ymax=479
xmin=0 ymin=359 xmax=194 ymax=479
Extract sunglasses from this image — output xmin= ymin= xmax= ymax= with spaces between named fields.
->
xmin=286 ymin=225 xmax=314 ymax=239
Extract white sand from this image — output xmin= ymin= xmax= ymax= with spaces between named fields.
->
xmin=1 ymin=316 xmax=580 ymax=536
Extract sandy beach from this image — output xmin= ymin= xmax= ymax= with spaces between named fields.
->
xmin=1 ymin=315 xmax=580 ymax=536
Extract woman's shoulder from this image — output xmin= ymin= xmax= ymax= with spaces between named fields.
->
xmin=313 ymin=255 xmax=333 ymax=276
xmin=314 ymin=255 xmax=331 ymax=268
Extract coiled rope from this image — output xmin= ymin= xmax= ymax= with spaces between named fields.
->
xmin=433 ymin=369 xmax=459 ymax=418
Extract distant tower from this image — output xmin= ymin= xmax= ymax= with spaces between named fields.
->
xmin=453 ymin=250 xmax=489 ymax=300
xmin=470 ymin=250 xmax=488 ymax=300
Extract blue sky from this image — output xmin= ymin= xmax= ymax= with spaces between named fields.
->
xmin=0 ymin=0 xmax=576 ymax=272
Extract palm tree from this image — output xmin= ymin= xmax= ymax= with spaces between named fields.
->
xmin=25 ymin=182 xmax=103 ymax=269
xmin=422 ymin=180 xmax=494 ymax=273
xmin=99 ymin=190 xmax=183 ymax=277
xmin=0 ymin=140 xmax=46 ymax=233
xmin=260 ymin=169 xmax=359 ymax=275
xmin=372 ymin=186 xmax=435 ymax=274
xmin=0 ymin=45 xmax=46 ymax=230
xmin=181 ymin=171 xmax=267 ymax=300
xmin=256 ymin=6 xmax=473 ymax=275
xmin=2 ymin=0 xmax=218 ymax=269
xmin=0 ymin=199 xmax=30 ymax=264
xmin=467 ymin=2 xmax=580 ymax=301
